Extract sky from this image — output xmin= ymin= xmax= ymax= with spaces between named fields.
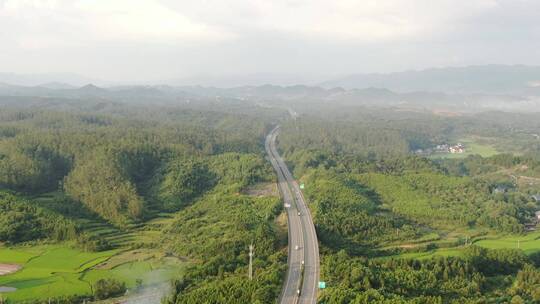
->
xmin=0 ymin=0 xmax=539 ymax=85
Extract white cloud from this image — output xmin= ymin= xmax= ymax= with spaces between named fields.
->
xmin=73 ymin=0 xmax=233 ymax=41
xmin=0 ymin=0 xmax=539 ymax=81
xmin=169 ymin=0 xmax=501 ymax=41
xmin=0 ymin=0 xmax=234 ymax=49
xmin=0 ymin=0 xmax=506 ymax=48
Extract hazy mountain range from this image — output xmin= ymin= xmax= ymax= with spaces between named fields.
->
xmin=3 ymin=65 xmax=540 ymax=94
xmin=0 ymin=73 xmax=108 ymax=87
xmin=1 ymin=65 xmax=540 ymax=112
xmin=0 ymin=82 xmax=537 ymax=113
xmin=321 ymin=65 xmax=540 ymax=94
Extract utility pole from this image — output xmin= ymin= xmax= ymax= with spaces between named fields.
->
xmin=249 ymin=244 xmax=254 ymax=280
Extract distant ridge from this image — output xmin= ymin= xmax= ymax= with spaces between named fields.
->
xmin=37 ymin=82 xmax=76 ymax=90
xmin=321 ymin=65 xmax=540 ymax=94
xmin=0 ymin=72 xmax=107 ymax=87
xmin=77 ymin=83 xmax=105 ymax=91
xmin=0 ymin=66 xmax=539 ymax=112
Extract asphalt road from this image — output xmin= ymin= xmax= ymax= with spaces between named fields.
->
xmin=265 ymin=126 xmax=320 ymax=304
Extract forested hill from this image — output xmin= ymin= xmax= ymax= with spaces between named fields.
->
xmin=0 ymin=102 xmax=283 ymax=224
xmin=0 ymin=99 xmax=291 ymax=302
xmin=279 ymin=107 xmax=540 ymax=156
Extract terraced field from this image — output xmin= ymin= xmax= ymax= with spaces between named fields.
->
xmin=32 ymin=192 xmax=178 ymax=249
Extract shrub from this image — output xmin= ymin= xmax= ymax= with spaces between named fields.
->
xmin=93 ymin=278 xmax=126 ymax=300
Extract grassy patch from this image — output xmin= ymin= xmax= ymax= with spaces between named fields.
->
xmin=385 ymin=231 xmax=540 ymax=260
xmin=0 ymin=246 xmax=46 ymax=264
xmin=380 ymin=248 xmax=466 ymax=260
xmin=474 ymin=232 xmax=540 ymax=254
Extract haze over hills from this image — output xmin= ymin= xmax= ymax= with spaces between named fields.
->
xmin=1 ymin=65 xmax=540 ymax=113
xmin=0 ymin=82 xmax=538 ymax=114
xmin=3 ymin=65 xmax=540 ymax=96
xmin=321 ymin=65 xmax=540 ymax=94
xmin=168 ymin=72 xmax=328 ymax=87
xmin=0 ymin=72 xmax=108 ymax=87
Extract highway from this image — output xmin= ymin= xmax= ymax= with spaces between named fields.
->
xmin=265 ymin=126 xmax=320 ymax=304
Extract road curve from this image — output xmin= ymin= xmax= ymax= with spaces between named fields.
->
xmin=265 ymin=126 xmax=320 ymax=304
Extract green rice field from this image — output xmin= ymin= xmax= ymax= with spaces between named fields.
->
xmin=0 ymin=245 xmax=186 ymax=301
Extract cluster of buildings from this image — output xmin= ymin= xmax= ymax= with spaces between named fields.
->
xmin=414 ymin=143 xmax=466 ymax=155
xmin=435 ymin=143 xmax=465 ymax=154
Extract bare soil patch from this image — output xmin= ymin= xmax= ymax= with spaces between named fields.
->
xmin=0 ymin=264 xmax=21 ymax=276
xmin=398 ymin=244 xmax=418 ymax=249
xmin=274 ymin=212 xmax=289 ymax=247
xmin=243 ymin=182 xmax=278 ymax=197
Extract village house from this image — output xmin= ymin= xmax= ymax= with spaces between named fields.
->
xmin=433 ymin=143 xmax=465 ymax=154
xmin=449 ymin=143 xmax=465 ymax=154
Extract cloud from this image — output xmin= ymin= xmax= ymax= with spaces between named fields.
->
xmin=0 ymin=0 xmax=539 ymax=82
xmin=0 ymin=0 xmax=525 ymax=47
xmin=0 ymin=0 xmax=234 ymax=49
xmin=74 ymin=1 xmax=233 ymax=41
xmin=167 ymin=0 xmax=501 ymax=41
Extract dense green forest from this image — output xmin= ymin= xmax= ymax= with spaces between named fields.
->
xmin=319 ymin=247 xmax=540 ymax=303
xmin=0 ymin=104 xmax=278 ymax=224
xmin=276 ymin=109 xmax=540 ymax=303
xmin=2 ymin=97 xmax=540 ymax=303
xmin=0 ymin=192 xmax=76 ymax=244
